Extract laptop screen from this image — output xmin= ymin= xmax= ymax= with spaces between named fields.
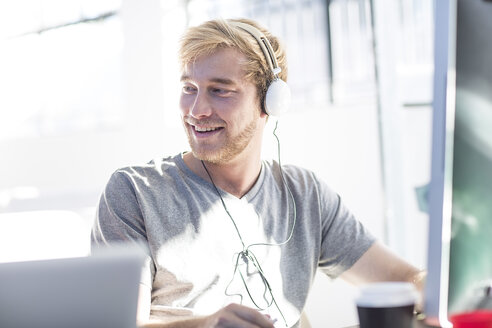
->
xmin=0 ymin=246 xmax=144 ymax=328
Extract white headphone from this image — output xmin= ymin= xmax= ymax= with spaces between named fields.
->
xmin=231 ymin=21 xmax=291 ymax=117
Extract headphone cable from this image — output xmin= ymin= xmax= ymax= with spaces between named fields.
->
xmin=200 ymin=119 xmax=296 ymax=327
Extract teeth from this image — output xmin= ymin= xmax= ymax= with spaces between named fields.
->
xmin=195 ymin=126 xmax=219 ymax=132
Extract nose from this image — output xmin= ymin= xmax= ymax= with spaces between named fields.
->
xmin=188 ymin=90 xmax=212 ymax=119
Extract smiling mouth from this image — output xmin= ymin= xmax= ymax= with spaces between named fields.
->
xmin=194 ymin=126 xmax=223 ymax=132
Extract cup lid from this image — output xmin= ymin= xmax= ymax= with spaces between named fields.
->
xmin=356 ymin=282 xmax=419 ymax=307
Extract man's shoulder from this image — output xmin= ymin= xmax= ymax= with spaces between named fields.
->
xmin=115 ymin=153 xmax=182 ymax=174
xmin=263 ymin=159 xmax=318 ymax=181
xmin=107 ymin=153 xmax=186 ymax=186
xmin=262 ymin=159 xmax=339 ymax=198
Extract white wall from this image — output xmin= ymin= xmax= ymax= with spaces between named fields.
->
xmin=0 ymin=0 xmax=177 ymax=261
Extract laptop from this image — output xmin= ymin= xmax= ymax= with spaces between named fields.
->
xmin=0 ymin=246 xmax=145 ymax=328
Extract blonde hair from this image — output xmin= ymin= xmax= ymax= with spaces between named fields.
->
xmin=179 ymin=18 xmax=288 ymax=110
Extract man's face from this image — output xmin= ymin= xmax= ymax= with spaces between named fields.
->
xmin=179 ymin=47 xmax=265 ymax=164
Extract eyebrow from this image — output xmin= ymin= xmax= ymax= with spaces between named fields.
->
xmin=180 ymin=75 xmax=237 ymax=86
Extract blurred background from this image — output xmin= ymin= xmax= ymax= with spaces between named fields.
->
xmin=0 ymin=0 xmax=434 ymax=326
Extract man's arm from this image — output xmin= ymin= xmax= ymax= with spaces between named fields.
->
xmin=136 ymin=282 xmax=274 ymax=328
xmin=138 ymin=303 xmax=275 ymax=328
xmin=341 ymin=241 xmax=426 ymax=293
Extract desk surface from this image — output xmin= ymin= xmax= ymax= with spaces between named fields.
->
xmin=345 ymin=317 xmax=433 ymax=328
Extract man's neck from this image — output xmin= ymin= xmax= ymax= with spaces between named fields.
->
xmin=183 ymin=152 xmax=262 ymax=199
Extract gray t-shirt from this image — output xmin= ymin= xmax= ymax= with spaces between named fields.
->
xmin=91 ymin=153 xmax=375 ymax=327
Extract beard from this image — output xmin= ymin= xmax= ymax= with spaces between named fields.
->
xmin=184 ymin=115 xmax=259 ymax=165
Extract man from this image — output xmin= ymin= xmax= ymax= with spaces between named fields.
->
xmin=91 ymin=18 xmax=424 ymax=328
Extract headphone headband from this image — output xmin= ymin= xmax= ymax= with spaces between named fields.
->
xmin=230 ymin=21 xmax=282 ymax=77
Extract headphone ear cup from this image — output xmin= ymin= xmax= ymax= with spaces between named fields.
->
xmin=264 ymin=79 xmax=291 ymax=117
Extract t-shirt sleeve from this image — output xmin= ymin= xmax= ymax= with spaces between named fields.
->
xmin=316 ymin=178 xmax=376 ymax=278
xmin=91 ymin=170 xmax=155 ymax=289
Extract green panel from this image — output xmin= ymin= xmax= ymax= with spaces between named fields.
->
xmin=448 ymin=0 xmax=492 ymax=314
